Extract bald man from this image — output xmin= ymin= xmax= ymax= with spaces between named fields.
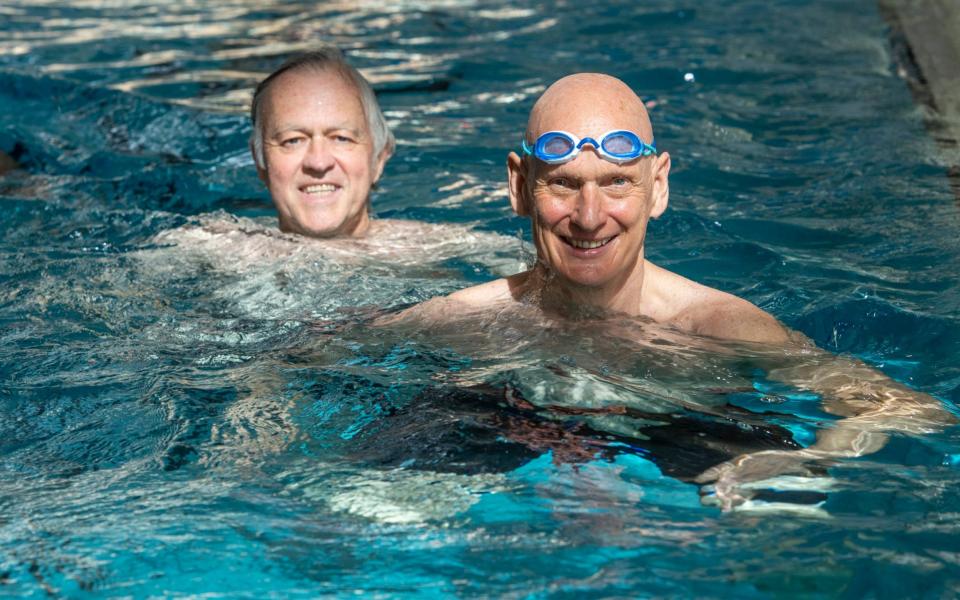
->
xmin=413 ymin=73 xmax=786 ymax=343
xmin=393 ymin=73 xmax=951 ymax=510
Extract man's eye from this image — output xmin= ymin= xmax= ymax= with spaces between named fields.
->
xmin=549 ymin=177 xmax=573 ymax=188
xmin=333 ymin=134 xmax=356 ymax=144
xmin=611 ymin=177 xmax=629 ymax=186
xmin=280 ymin=137 xmax=305 ymax=147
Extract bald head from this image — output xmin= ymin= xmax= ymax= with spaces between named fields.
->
xmin=526 ymin=73 xmax=654 ymax=145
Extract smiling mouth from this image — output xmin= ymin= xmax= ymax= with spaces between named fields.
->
xmin=564 ymin=236 xmax=615 ymax=250
xmin=301 ymin=183 xmax=339 ymax=195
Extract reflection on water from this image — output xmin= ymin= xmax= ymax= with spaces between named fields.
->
xmin=2 ymin=0 xmax=547 ymax=113
xmin=3 ymin=0 xmax=960 ymax=596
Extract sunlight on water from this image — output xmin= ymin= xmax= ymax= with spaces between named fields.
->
xmin=2 ymin=0 xmax=960 ymax=596
xmin=3 ymin=0 xmax=543 ymax=114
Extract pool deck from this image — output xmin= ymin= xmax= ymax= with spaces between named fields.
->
xmin=880 ymin=0 xmax=960 ymax=196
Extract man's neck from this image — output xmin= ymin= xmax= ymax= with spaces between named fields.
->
xmin=342 ymin=210 xmax=372 ymax=238
xmin=531 ymin=257 xmax=650 ymax=318
xmin=281 ymin=210 xmax=372 ymax=239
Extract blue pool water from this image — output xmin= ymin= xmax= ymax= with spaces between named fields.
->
xmin=3 ymin=0 xmax=960 ymax=596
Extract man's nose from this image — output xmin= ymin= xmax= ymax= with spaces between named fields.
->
xmin=303 ymin=137 xmax=336 ymax=172
xmin=570 ymin=182 xmax=605 ymax=231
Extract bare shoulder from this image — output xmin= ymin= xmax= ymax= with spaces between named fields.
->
xmin=648 ymin=263 xmax=790 ymax=345
xmin=691 ymin=294 xmax=790 ymax=344
xmin=377 ymin=273 xmax=525 ymax=326
xmin=447 ymin=275 xmax=518 ymax=306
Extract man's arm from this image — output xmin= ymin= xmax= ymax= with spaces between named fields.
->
xmin=774 ymin=331 xmax=950 ymax=428
xmin=696 ymin=331 xmax=955 ymax=510
xmin=679 ymin=287 xmax=950 ymax=442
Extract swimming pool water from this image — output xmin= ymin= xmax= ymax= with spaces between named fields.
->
xmin=3 ymin=0 xmax=960 ymax=596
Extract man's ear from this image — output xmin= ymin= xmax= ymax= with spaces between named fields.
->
xmin=372 ymin=140 xmax=395 ymax=185
xmin=649 ymin=151 xmax=671 ymax=219
xmin=507 ymin=151 xmax=530 ymax=217
xmin=251 ymin=141 xmax=268 ymax=184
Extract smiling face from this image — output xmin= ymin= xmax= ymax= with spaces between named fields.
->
xmin=255 ymin=67 xmax=387 ymax=238
xmin=508 ymin=74 xmax=671 ymax=296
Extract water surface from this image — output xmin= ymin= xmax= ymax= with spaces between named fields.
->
xmin=2 ymin=0 xmax=960 ymax=596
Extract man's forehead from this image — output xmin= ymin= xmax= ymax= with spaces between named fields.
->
xmin=532 ymin=116 xmax=648 ymax=138
xmin=275 ymin=63 xmax=355 ymax=90
xmin=526 ymin=74 xmax=653 ymax=140
xmin=262 ymin=67 xmax=367 ymax=127
xmin=530 ymin=103 xmax=651 ymax=139
xmin=265 ymin=67 xmax=360 ymax=109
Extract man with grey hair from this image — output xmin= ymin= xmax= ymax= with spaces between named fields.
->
xmin=150 ymin=48 xmax=524 ymax=279
xmin=250 ymin=48 xmax=395 ymax=238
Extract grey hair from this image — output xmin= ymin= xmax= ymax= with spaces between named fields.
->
xmin=250 ymin=47 xmax=395 ymax=169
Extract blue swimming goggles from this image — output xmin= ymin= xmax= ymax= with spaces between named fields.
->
xmin=521 ymin=130 xmax=657 ymax=165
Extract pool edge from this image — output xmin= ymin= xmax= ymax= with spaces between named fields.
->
xmin=879 ymin=0 xmax=960 ymax=200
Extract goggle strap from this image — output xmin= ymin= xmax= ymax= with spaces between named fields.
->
xmin=521 ymin=137 xmax=534 ymax=155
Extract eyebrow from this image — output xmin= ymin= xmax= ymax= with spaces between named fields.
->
xmin=267 ymin=124 xmax=365 ymax=138
xmin=535 ymin=163 xmax=646 ymax=182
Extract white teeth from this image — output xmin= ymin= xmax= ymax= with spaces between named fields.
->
xmin=303 ymin=184 xmax=336 ymax=194
xmin=569 ymin=237 xmax=612 ymax=249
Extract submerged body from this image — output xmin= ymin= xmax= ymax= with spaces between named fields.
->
xmin=151 ymin=211 xmax=525 ymax=273
xmin=391 ymin=73 xmax=952 ymax=509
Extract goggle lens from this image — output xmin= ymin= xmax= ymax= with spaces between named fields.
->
xmin=602 ymin=131 xmax=641 ymax=157
xmin=539 ymin=133 xmax=575 ymax=159
xmin=523 ymin=130 xmax=655 ymax=164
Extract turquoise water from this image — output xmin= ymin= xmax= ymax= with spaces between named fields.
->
xmin=3 ymin=0 xmax=960 ymax=596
